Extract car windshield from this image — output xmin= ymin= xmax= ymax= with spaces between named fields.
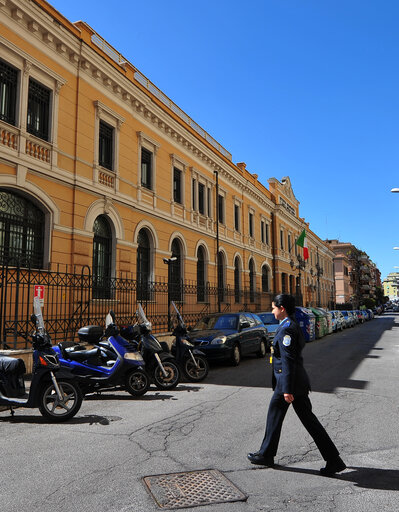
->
xmin=193 ymin=314 xmax=238 ymax=331
xmin=258 ymin=313 xmax=279 ymax=325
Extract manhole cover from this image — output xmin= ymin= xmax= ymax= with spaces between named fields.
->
xmin=143 ymin=469 xmax=247 ymax=510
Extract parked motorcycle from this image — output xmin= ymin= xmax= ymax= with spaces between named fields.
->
xmin=120 ymin=304 xmax=180 ymax=390
xmin=169 ymin=302 xmax=209 ymax=382
xmin=0 ymin=297 xmax=83 ymax=422
xmin=53 ymin=311 xmax=149 ymax=397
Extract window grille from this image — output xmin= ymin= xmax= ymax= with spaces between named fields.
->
xmin=27 ymin=79 xmax=50 ymax=141
xmin=0 ymin=190 xmax=44 ymax=268
xmin=99 ymin=120 xmax=114 ymax=170
xmin=234 ymin=258 xmax=240 ymax=303
xmin=173 ymin=168 xmax=182 ymax=204
xmin=0 ymin=59 xmax=18 ymax=125
xmin=262 ymin=266 xmax=269 ymax=293
xmin=141 ymin=148 xmax=152 ymax=189
xmin=170 ymin=239 xmax=182 ymax=301
xmin=197 ymin=246 xmax=206 ymax=302
xmin=137 ymin=229 xmax=151 ymax=301
xmin=92 ymin=216 xmax=112 ymax=299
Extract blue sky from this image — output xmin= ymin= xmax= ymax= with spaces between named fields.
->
xmin=50 ymin=0 xmax=399 ymax=281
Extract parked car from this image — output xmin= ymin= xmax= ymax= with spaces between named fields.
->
xmin=310 ymin=307 xmax=328 ymax=338
xmin=333 ymin=311 xmax=346 ymax=331
xmin=347 ymin=311 xmax=358 ymax=326
xmin=316 ymin=308 xmax=333 ymax=334
xmin=330 ymin=311 xmax=343 ymax=332
xmin=353 ymin=310 xmax=364 ymax=324
xmin=340 ymin=310 xmax=354 ymax=328
xmin=360 ymin=310 xmax=369 ymax=322
xmin=257 ymin=312 xmax=279 ymax=342
xmin=188 ymin=312 xmax=270 ymax=366
xmin=295 ymin=307 xmax=316 ymax=342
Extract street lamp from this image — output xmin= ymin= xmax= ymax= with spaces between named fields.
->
xmin=163 ymin=256 xmax=177 ymax=331
xmin=394 ymin=247 xmax=399 ymax=250
xmin=391 ymin=188 xmax=399 ymax=193
xmin=290 ymin=254 xmax=306 ymax=306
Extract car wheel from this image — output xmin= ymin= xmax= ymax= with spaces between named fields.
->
xmin=257 ymin=339 xmax=267 ymax=358
xmin=230 ymin=343 xmax=241 ymax=366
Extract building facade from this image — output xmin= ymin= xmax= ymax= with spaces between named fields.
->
xmin=0 ymin=0 xmax=335 ymax=337
xmin=326 ymin=240 xmax=382 ymax=308
xmin=383 ymin=273 xmax=399 ymax=299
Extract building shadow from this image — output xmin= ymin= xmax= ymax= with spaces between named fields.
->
xmin=204 ymin=315 xmax=395 ymax=394
xmin=273 ymin=464 xmax=399 ymax=491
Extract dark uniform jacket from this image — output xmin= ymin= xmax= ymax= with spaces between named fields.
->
xmin=272 ymin=316 xmax=311 ymax=396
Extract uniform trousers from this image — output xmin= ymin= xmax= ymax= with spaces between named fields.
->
xmin=259 ymin=390 xmax=340 ymax=461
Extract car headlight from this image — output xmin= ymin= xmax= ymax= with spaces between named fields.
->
xmin=211 ymin=336 xmax=227 ymax=345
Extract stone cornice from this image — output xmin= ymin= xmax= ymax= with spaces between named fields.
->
xmin=1 ymin=0 xmax=279 ymax=215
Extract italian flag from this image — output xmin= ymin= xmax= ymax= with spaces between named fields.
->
xmin=296 ymin=229 xmax=309 ymax=260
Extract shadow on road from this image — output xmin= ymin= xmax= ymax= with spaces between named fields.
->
xmin=0 ymin=413 xmax=120 ymax=425
xmin=274 ymin=464 xmax=399 ymax=491
xmin=204 ymin=315 xmax=396 ymax=394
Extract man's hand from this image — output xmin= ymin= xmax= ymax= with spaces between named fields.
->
xmin=284 ymin=393 xmax=294 ymax=403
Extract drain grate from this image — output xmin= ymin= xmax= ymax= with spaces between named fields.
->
xmin=143 ymin=469 xmax=247 ymax=510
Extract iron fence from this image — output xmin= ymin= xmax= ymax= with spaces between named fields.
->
xmin=0 ymin=264 xmax=273 ymax=349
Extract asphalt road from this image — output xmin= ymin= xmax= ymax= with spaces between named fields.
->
xmin=1 ymin=313 xmax=398 ymax=512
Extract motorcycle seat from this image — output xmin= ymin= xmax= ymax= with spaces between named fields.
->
xmin=63 ymin=347 xmax=101 ymax=362
xmin=0 ymin=356 xmax=26 ymax=398
xmin=0 ymin=356 xmax=26 ymax=375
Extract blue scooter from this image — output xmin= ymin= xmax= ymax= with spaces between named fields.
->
xmin=0 ymin=297 xmax=83 ymax=421
xmin=53 ymin=310 xmax=149 ymax=397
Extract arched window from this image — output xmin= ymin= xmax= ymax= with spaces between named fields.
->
xmin=262 ymin=265 xmax=269 ymax=293
xmin=137 ymin=229 xmax=152 ymax=301
xmin=249 ymin=259 xmax=255 ymax=303
xmin=197 ymin=246 xmax=206 ymax=302
xmin=234 ymin=256 xmax=241 ymax=303
xmin=217 ymin=251 xmax=225 ymax=303
xmin=93 ymin=215 xmax=112 ymax=299
xmin=170 ymin=238 xmax=182 ymax=301
xmin=0 ymin=190 xmax=44 ymax=268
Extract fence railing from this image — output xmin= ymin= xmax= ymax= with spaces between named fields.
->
xmin=0 ymin=264 xmax=273 ymax=349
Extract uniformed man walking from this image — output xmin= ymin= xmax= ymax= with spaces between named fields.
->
xmin=247 ymin=294 xmax=346 ymax=476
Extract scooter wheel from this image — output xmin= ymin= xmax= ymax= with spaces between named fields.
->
xmin=125 ymin=369 xmax=149 ymax=397
xmin=153 ymin=361 xmax=180 ymax=390
xmin=39 ymin=379 xmax=83 ymax=422
xmin=184 ymin=355 xmax=209 ymax=382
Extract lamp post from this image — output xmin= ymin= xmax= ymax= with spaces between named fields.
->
xmin=290 ymin=254 xmax=306 ymax=306
xmin=163 ymin=256 xmax=177 ymax=331
xmin=391 ymin=188 xmax=399 ymax=193
xmin=315 ymin=247 xmax=323 ymax=306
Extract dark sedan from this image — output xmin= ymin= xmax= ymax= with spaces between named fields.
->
xmin=188 ymin=312 xmax=269 ymax=366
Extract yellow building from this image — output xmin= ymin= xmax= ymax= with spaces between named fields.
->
xmin=383 ymin=273 xmax=399 ymax=299
xmin=0 ymin=0 xmax=335 ymax=341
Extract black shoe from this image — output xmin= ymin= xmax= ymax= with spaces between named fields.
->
xmin=247 ymin=453 xmax=275 ymax=467
xmin=320 ymin=456 xmax=346 ymax=476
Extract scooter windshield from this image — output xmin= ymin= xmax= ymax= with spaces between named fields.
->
xmin=170 ymin=301 xmax=186 ymax=329
xmin=33 ymin=296 xmax=46 ymax=335
xmin=136 ymin=304 xmax=152 ymax=331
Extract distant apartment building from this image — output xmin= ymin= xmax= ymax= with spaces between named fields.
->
xmin=326 ymin=240 xmax=381 ymax=307
xmin=383 ymin=273 xmax=399 ymax=299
